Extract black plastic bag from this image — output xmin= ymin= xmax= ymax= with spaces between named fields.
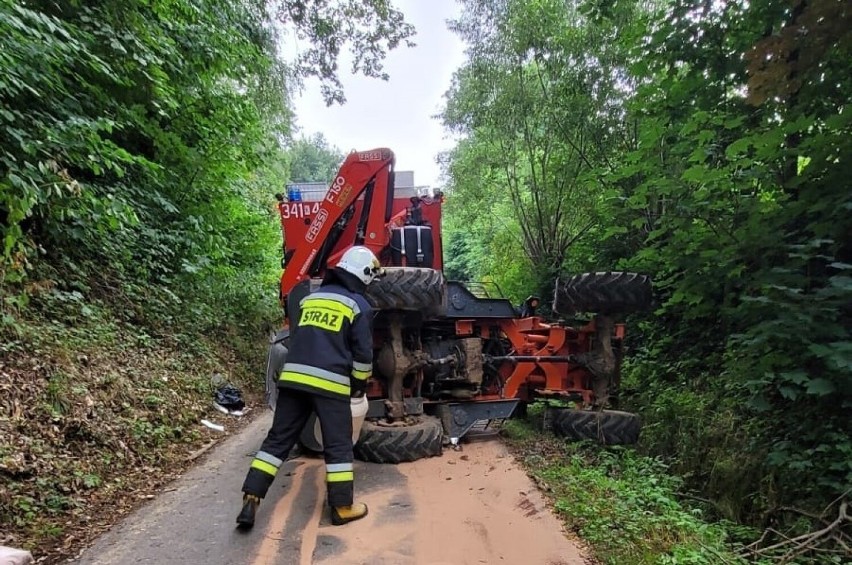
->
xmin=213 ymin=384 xmax=245 ymax=412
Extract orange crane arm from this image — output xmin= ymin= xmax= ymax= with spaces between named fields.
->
xmin=279 ymin=148 xmax=396 ymax=299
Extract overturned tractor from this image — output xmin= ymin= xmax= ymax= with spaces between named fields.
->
xmin=269 ymin=148 xmax=652 ymax=463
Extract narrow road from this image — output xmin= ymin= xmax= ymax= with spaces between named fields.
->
xmin=72 ymin=412 xmax=588 ymax=565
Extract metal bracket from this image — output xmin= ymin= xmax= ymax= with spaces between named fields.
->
xmin=435 ymin=399 xmax=520 ymax=444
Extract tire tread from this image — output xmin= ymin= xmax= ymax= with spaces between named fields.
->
xmin=354 ymin=416 xmax=444 ymax=464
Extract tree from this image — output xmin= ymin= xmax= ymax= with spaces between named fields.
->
xmin=0 ymin=0 xmax=415 ymax=329
xmin=442 ymin=0 xmax=852 ymax=547
xmin=599 ymin=0 xmax=852 ymax=522
xmin=441 ymin=0 xmax=649 ymax=298
xmin=275 ymin=0 xmax=416 ymax=104
xmin=288 ymin=133 xmax=345 ymax=182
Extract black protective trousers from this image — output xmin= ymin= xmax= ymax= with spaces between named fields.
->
xmin=241 ymin=387 xmax=354 ymax=507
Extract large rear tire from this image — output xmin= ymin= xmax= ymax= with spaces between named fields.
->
xmin=366 ymin=268 xmax=445 ymax=315
xmin=354 ymin=415 xmax=443 ymax=464
xmin=553 ymin=272 xmax=652 ymax=315
xmin=549 ymin=408 xmax=641 ymax=445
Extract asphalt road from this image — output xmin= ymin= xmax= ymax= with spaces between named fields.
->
xmin=71 ymin=411 xmax=588 ymax=565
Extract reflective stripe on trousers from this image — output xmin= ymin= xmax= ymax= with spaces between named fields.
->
xmin=326 ymin=462 xmax=354 ymax=483
xmin=250 ymin=450 xmax=284 ymax=477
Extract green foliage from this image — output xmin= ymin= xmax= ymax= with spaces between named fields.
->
xmin=287 ymin=133 xmax=345 ymax=182
xmin=442 ymin=185 xmax=540 ymax=302
xmin=444 ymin=0 xmax=852 ymax=555
xmin=504 ymin=421 xmax=749 ymax=564
xmin=621 ymin=363 xmax=767 ymax=522
xmin=441 ymin=0 xmax=646 ymax=301
xmin=0 ymin=0 xmax=288 ymax=333
xmin=606 ymin=0 xmax=852 ymax=519
xmin=274 ymin=0 xmax=416 ymax=104
xmin=1 ymin=0 xmax=415 ymax=337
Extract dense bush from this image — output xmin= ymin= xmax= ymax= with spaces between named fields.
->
xmin=441 ymin=0 xmax=852 ymax=555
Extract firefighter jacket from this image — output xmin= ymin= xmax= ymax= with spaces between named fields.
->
xmin=279 ymin=280 xmax=373 ymax=399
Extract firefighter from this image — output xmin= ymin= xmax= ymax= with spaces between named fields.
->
xmin=236 ymin=246 xmax=383 ymax=529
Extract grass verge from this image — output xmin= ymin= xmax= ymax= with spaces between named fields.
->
xmin=501 ymin=413 xmax=764 ymax=565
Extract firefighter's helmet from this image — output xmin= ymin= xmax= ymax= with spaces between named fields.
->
xmin=336 ymin=246 xmax=384 ymax=285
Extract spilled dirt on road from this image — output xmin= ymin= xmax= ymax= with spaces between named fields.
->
xmin=304 ymin=437 xmax=591 ymax=565
xmin=73 ymin=413 xmax=591 ymax=565
xmin=405 ymin=438 xmax=589 ymax=565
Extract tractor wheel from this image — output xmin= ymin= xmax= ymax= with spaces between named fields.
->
xmin=366 ymin=268 xmax=445 ymax=315
xmin=553 ymin=272 xmax=652 ymax=315
xmin=550 ymin=408 xmax=641 ymax=445
xmin=354 ymin=415 xmax=443 ymax=464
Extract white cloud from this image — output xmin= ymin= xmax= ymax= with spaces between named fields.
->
xmin=281 ymin=0 xmax=466 ymax=189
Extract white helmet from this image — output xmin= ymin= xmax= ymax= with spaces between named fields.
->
xmin=336 ymin=246 xmax=384 ymax=285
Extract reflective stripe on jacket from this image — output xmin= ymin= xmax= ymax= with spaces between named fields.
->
xmin=279 ymin=282 xmax=373 ymax=398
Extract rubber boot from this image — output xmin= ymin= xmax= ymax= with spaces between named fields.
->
xmin=236 ymin=494 xmax=260 ymax=529
xmin=331 ymin=502 xmax=369 ymax=526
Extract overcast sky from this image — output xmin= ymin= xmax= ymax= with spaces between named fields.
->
xmin=282 ymin=0 xmax=466 ymax=189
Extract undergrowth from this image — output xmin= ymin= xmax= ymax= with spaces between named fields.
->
xmin=502 ymin=414 xmax=762 ymax=565
xmin=0 ymin=310 xmax=269 ymax=562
